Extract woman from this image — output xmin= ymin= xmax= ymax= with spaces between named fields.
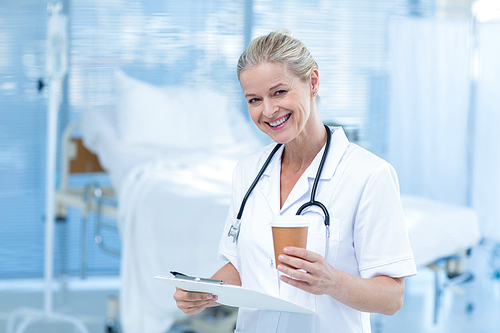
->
xmin=174 ymin=30 xmax=417 ymax=332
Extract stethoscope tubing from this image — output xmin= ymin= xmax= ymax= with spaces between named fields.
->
xmin=236 ymin=143 xmax=283 ymax=221
xmin=228 ymin=125 xmax=332 ymax=243
xmin=296 ymin=124 xmax=331 ymax=229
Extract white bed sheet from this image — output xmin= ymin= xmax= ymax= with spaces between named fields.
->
xmin=117 ymin=160 xmax=234 ymax=333
xmin=402 ymin=194 xmax=482 ymax=267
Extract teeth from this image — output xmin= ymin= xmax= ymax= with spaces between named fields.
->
xmin=269 ymin=114 xmax=290 ymax=127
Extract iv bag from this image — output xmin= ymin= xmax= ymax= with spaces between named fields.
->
xmin=46 ymin=3 xmax=68 ymax=79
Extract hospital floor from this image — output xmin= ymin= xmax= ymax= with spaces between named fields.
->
xmin=1 ymin=246 xmax=500 ymax=333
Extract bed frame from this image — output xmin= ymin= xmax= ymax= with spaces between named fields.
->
xmin=55 ymin=121 xmax=119 ymax=278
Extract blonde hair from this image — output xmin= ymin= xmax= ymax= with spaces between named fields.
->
xmin=237 ymin=30 xmax=318 ymax=82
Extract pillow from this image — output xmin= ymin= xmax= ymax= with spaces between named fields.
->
xmin=115 ymin=69 xmax=236 ymax=149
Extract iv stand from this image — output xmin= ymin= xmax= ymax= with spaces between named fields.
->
xmin=6 ymin=3 xmax=89 ymax=333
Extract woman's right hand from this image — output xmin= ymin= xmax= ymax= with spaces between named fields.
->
xmin=173 ymin=262 xmax=240 ymax=315
xmin=173 ymin=287 xmax=219 ymax=315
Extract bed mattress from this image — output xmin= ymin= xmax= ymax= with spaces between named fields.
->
xmin=402 ymin=194 xmax=481 ymax=267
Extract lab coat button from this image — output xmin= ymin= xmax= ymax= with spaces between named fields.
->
xmin=270 ymin=259 xmax=274 ymax=267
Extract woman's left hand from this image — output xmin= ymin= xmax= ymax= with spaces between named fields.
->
xmin=277 ymin=246 xmax=340 ymax=296
xmin=278 ymin=246 xmax=406 ymax=315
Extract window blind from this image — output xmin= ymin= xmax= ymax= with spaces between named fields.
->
xmin=252 ymin=0 xmax=416 ymax=155
xmin=0 ymin=0 xmax=424 ymax=277
xmin=0 ymin=0 xmax=49 ymax=278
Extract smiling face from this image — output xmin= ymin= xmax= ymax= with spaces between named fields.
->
xmin=239 ymin=62 xmax=319 ymax=145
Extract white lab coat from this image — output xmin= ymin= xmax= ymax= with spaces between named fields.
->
xmin=218 ymin=127 xmax=417 ymax=333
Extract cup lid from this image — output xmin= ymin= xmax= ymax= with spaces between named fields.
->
xmin=269 ymin=215 xmax=310 ymax=227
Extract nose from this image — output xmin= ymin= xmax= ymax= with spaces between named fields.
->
xmin=262 ymin=98 xmax=278 ymax=118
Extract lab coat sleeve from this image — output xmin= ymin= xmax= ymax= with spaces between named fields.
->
xmin=217 ymin=161 xmax=241 ymax=271
xmin=353 ymin=162 xmax=417 ymax=279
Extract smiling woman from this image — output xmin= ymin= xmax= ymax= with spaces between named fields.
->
xmin=173 ymin=30 xmax=417 ymax=333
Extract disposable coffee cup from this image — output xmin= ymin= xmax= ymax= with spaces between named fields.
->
xmin=270 ymin=215 xmax=309 ymax=269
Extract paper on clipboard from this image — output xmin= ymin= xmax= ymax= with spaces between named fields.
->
xmin=154 ymin=276 xmax=314 ymax=314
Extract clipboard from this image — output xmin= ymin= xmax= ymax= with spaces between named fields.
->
xmin=154 ymin=275 xmax=314 ymax=314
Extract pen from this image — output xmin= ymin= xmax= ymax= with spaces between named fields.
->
xmin=170 ymin=271 xmax=226 ymax=285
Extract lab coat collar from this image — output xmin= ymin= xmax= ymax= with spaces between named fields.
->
xmin=260 ymin=126 xmax=350 ymax=214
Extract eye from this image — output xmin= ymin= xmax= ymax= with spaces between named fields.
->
xmin=274 ymin=90 xmax=287 ymax=96
xmin=248 ymin=97 xmax=261 ymax=104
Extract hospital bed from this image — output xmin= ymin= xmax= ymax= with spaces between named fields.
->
xmin=77 ymin=70 xmax=481 ymax=332
xmin=79 ymin=70 xmax=261 ymax=333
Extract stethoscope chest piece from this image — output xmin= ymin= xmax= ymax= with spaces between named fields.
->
xmin=228 ymin=219 xmax=241 ymax=243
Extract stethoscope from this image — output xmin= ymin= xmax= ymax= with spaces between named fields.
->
xmin=228 ymin=125 xmax=331 ymax=244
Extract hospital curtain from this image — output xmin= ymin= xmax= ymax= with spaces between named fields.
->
xmin=386 ymin=16 xmax=471 ymax=206
xmin=386 ymin=16 xmax=500 ymax=241
xmin=471 ymin=21 xmax=500 ymax=241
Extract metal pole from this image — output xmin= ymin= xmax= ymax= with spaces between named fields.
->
xmin=243 ymin=0 xmax=253 ymax=48
xmin=43 ymin=77 xmax=61 ymax=315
